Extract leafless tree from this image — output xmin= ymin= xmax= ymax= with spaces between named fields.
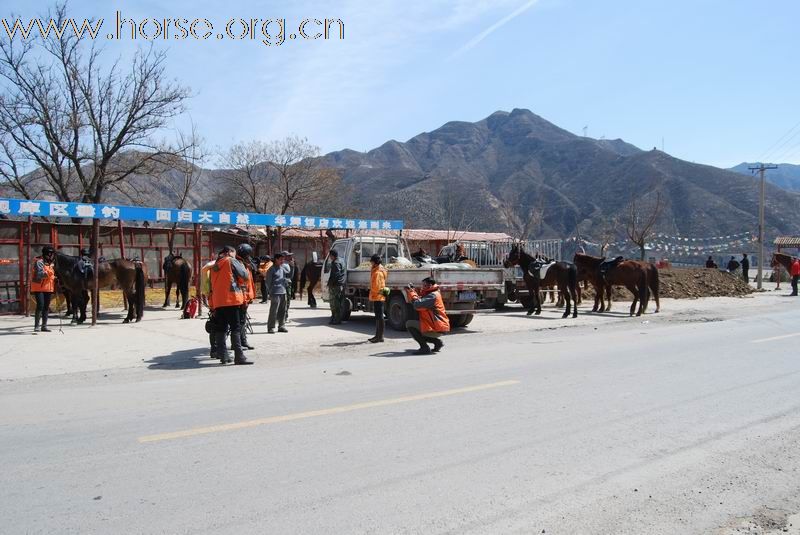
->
xmin=500 ymin=200 xmax=545 ymax=241
xmin=596 ymin=216 xmax=622 ymax=256
xmin=264 ymin=135 xmax=340 ymax=215
xmin=624 ymin=190 xmax=664 ymax=260
xmin=0 ymin=2 xmax=192 ymax=323
xmin=218 ymin=140 xmax=272 ymax=214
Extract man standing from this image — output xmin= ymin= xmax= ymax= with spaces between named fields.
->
xmin=368 ymin=254 xmax=387 ymax=343
xmin=790 ymin=257 xmax=800 ymax=296
xmin=282 ymin=251 xmax=296 ymax=324
xmin=258 ymin=255 xmax=272 ymax=303
xmin=741 ymin=253 xmax=750 ymax=283
xmin=31 ymin=245 xmax=56 ymax=333
xmin=266 ymin=252 xmax=288 ymax=334
xmin=236 ymin=243 xmax=257 ymax=350
xmin=327 ymin=249 xmax=346 ymax=325
xmin=209 ymin=245 xmax=253 ymax=365
xmin=404 ymin=277 xmax=450 ymax=355
xmin=727 ymin=256 xmax=738 ymax=273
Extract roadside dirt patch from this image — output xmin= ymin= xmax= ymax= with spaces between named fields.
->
xmin=580 ymin=267 xmax=753 ymax=300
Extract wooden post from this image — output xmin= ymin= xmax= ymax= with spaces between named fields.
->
xmin=117 ymin=219 xmax=126 ymax=259
xmin=17 ymin=222 xmax=25 ymax=316
xmin=194 ymin=223 xmax=203 ymax=317
xmin=24 ymin=216 xmax=32 ymax=317
xmin=91 ymin=219 xmax=100 ymax=326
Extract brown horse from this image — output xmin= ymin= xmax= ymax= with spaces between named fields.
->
xmin=771 ymin=252 xmax=797 ymax=273
xmin=504 ymin=245 xmax=578 ymax=318
xmin=573 ymin=253 xmax=649 ymax=316
xmin=162 ymin=253 xmax=192 ymax=309
xmin=298 ymin=261 xmax=323 ymax=307
xmin=53 ymin=251 xmax=147 ymax=324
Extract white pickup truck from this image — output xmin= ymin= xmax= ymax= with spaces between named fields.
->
xmin=321 ymin=236 xmax=505 ymax=330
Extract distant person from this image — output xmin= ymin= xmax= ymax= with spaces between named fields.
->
xmin=235 ymin=244 xmax=257 ymax=350
xmin=404 ymin=277 xmax=450 ymax=355
xmin=741 ymin=253 xmax=750 ymax=283
xmin=705 ymin=256 xmax=717 ymax=269
xmin=791 ymin=257 xmax=800 ymax=296
xmin=327 ymin=249 xmax=346 ymax=325
xmin=282 ymin=251 xmax=296 ymax=323
xmin=266 ymin=252 xmax=288 ymax=334
xmin=258 ymin=255 xmax=272 ymax=303
xmin=726 ymin=256 xmax=738 ymax=272
xmin=368 ymin=254 xmax=388 ymax=343
xmin=31 ymin=245 xmax=56 ymax=333
xmin=209 ymin=246 xmax=252 ymax=365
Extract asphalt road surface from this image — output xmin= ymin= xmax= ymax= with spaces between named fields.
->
xmin=2 ymin=301 xmax=800 ymax=534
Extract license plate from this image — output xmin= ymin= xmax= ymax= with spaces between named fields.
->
xmin=458 ymin=291 xmax=477 ymax=301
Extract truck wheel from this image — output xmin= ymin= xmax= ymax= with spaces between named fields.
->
xmin=341 ymin=298 xmax=352 ymax=321
xmin=388 ymin=295 xmax=408 ymax=331
xmin=461 ymin=314 xmax=474 ymax=326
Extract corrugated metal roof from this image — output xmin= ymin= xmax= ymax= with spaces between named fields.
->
xmin=774 ymin=236 xmax=800 ymax=247
xmin=280 ymin=228 xmax=513 ymax=241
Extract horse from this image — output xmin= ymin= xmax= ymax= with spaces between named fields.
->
xmin=298 ymin=261 xmax=323 ymax=308
xmin=504 ymin=244 xmax=578 ymax=318
xmin=573 ymin=253 xmax=649 ymax=316
xmin=162 ymin=253 xmax=192 ymax=310
xmin=771 ymin=251 xmax=797 ymax=273
xmin=53 ymin=251 xmax=147 ymax=324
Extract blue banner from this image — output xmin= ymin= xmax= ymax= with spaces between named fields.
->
xmin=0 ymin=198 xmax=403 ymax=231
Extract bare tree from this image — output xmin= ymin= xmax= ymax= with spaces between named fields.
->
xmin=264 ymin=135 xmax=340 ymax=215
xmin=500 ymin=201 xmax=545 ymax=240
xmin=0 ymin=2 xmax=192 ymax=323
xmin=624 ymin=191 xmax=664 ymax=260
xmin=596 ymin=216 xmax=621 ymax=256
xmin=161 ymin=127 xmax=206 ymax=252
xmin=218 ymin=140 xmax=272 ymax=214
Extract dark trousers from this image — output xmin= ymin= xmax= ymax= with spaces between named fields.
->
xmin=329 ymin=285 xmax=344 ymax=323
xmin=405 ymin=320 xmax=441 ymax=349
xmin=213 ymin=306 xmax=241 ymax=335
xmin=372 ymin=301 xmax=385 ymax=339
xmin=260 ymin=280 xmax=268 ymax=301
xmin=33 ymin=292 xmax=52 ymax=327
xmin=239 ymin=303 xmax=251 ymax=345
xmin=743 ymin=269 xmax=749 ymax=283
xmin=792 ymin=275 xmax=799 ymax=295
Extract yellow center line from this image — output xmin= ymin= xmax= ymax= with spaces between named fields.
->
xmin=138 ymin=379 xmax=521 ymax=443
xmin=751 ymin=333 xmax=800 ymax=344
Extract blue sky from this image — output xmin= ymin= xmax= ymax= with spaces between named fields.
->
xmin=4 ymin=0 xmax=800 ymax=167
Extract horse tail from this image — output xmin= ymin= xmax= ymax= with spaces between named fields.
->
xmin=299 ymin=263 xmax=307 ymax=298
xmin=178 ymin=261 xmax=190 ymax=300
xmin=135 ymin=262 xmax=146 ymax=320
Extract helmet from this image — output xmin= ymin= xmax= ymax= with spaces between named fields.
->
xmin=236 ymin=243 xmax=253 ymax=257
xmin=42 ymin=245 xmax=55 ymax=255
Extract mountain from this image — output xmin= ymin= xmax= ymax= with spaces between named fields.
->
xmin=322 ymin=109 xmax=800 ymax=240
xmin=729 ymin=162 xmax=800 ymax=193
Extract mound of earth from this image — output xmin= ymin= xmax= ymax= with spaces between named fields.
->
xmin=580 ymin=267 xmax=752 ymax=300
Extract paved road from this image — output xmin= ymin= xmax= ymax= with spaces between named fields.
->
xmin=2 ymin=303 xmax=800 ymax=534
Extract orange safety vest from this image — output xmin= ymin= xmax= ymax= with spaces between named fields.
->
xmin=406 ymin=286 xmax=450 ymax=333
xmin=30 ymin=257 xmax=55 ymax=293
xmin=238 ymin=255 xmax=256 ymax=303
xmin=369 ymin=265 xmax=388 ymax=302
xmin=209 ymin=256 xmax=246 ymax=309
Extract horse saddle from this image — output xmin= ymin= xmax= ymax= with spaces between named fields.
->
xmin=529 ymin=260 xmax=556 ymax=280
xmin=599 ymin=256 xmax=624 ymax=275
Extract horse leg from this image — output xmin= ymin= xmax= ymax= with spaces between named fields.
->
xmin=626 ymin=284 xmax=638 ymax=316
xmin=571 ymin=284 xmax=578 ymax=318
xmin=561 ymin=284 xmax=570 ymax=319
xmin=604 ymin=284 xmax=612 ymax=312
xmin=163 ymin=279 xmax=171 ymax=308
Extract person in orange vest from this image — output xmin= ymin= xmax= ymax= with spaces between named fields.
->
xmin=209 ymin=245 xmax=253 ymax=365
xmin=404 ymin=277 xmax=450 ymax=355
xmin=235 ymin=243 xmax=257 ymax=350
xmin=31 ymin=245 xmax=56 ymax=333
xmin=258 ymin=255 xmax=273 ymax=303
xmin=368 ymin=254 xmax=388 ymax=343
xmin=790 ymin=257 xmax=800 ymax=296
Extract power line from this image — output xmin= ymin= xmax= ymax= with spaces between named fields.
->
xmin=757 ymin=119 xmax=800 ymax=163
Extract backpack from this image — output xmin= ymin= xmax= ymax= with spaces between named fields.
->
xmin=182 ymin=297 xmax=199 ymax=319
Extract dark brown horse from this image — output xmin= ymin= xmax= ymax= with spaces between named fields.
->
xmin=504 ymin=245 xmax=578 ymax=318
xmin=298 ymin=261 xmax=323 ymax=307
xmin=162 ymin=253 xmax=192 ymax=309
xmin=771 ymin=252 xmax=798 ymax=273
xmin=53 ymin=251 xmax=147 ymax=324
xmin=573 ymin=253 xmax=648 ymax=316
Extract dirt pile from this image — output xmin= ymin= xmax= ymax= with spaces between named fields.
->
xmin=580 ymin=267 xmax=752 ymax=300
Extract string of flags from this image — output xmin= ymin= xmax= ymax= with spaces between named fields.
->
xmin=569 ymin=231 xmax=758 ymax=256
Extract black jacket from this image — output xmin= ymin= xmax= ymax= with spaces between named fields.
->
xmin=741 ymin=257 xmax=750 ymax=270
xmin=329 ymin=258 xmax=346 ymax=287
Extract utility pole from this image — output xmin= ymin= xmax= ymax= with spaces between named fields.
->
xmin=749 ymin=163 xmax=777 ymax=289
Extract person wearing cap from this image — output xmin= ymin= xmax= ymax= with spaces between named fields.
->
xmin=281 ymin=251 xmax=296 ymax=323
xmin=368 ymin=254 xmax=388 ymax=343
xmin=266 ymin=252 xmax=288 ymax=333
xmin=327 ymin=249 xmax=346 ymax=325
xmin=208 ymin=245 xmax=253 ymax=365
xmin=404 ymin=277 xmax=450 ymax=355
xmin=258 ymin=255 xmax=273 ymax=303
xmin=31 ymin=245 xmax=56 ymax=333
xmin=236 ymin=243 xmax=257 ymax=350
